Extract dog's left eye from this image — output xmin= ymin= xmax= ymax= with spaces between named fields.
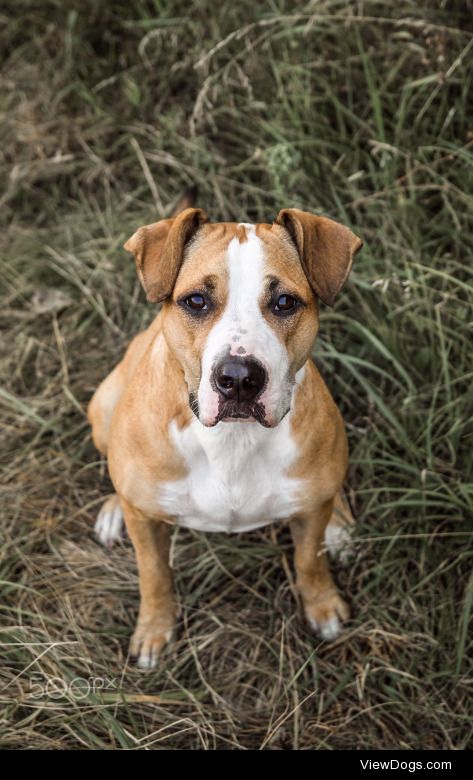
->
xmin=184 ymin=294 xmax=208 ymax=311
xmin=272 ymin=294 xmax=299 ymax=314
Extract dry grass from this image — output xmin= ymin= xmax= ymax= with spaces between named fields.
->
xmin=0 ymin=0 xmax=472 ymax=749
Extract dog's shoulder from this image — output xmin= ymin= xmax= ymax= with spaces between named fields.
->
xmin=289 ymin=358 xmax=348 ymax=500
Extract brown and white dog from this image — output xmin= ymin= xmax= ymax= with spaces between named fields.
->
xmin=88 ymin=195 xmax=363 ymax=669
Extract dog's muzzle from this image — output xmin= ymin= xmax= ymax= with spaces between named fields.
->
xmin=211 ymin=356 xmax=268 ymax=424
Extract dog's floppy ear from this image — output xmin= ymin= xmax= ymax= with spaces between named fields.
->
xmin=124 ymin=207 xmax=209 ymax=303
xmin=274 ymin=208 xmax=363 ymax=306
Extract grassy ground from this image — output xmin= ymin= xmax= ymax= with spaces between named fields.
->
xmin=1 ymin=0 xmax=472 ymax=750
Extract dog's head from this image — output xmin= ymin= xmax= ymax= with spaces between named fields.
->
xmin=124 ymin=207 xmax=362 ymax=428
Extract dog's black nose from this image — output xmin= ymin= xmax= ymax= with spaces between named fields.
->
xmin=214 ymin=358 xmax=266 ymax=402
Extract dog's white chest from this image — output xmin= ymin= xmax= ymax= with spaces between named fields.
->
xmin=157 ymin=416 xmax=302 ymax=533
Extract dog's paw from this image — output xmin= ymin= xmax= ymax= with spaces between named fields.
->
xmin=304 ymin=590 xmax=349 ymax=641
xmin=324 ymin=492 xmax=355 ymax=564
xmin=324 ymin=522 xmax=353 ymax=563
xmin=95 ymin=494 xmax=124 ymax=548
xmin=129 ymin=617 xmax=175 ymax=670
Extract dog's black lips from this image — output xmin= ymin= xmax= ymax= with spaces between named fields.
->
xmin=216 ymin=400 xmax=270 ymax=427
xmin=188 ymin=392 xmax=200 ymax=419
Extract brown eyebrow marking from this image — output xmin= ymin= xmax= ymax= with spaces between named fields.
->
xmin=201 ymin=274 xmax=218 ymax=291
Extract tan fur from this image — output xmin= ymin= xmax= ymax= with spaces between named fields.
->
xmin=124 ymin=208 xmax=209 ymax=303
xmin=275 ymin=208 xmax=363 ymax=306
xmin=260 ymin=223 xmax=319 ymax=378
xmin=88 ymin=206 xmax=362 ymax=666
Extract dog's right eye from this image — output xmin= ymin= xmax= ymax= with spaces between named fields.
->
xmin=184 ymin=293 xmax=208 ymax=311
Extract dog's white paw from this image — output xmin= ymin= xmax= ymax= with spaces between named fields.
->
xmin=304 ymin=590 xmax=349 ymax=642
xmin=136 ymin=649 xmax=160 ymax=670
xmin=324 ymin=492 xmax=355 ymax=563
xmin=94 ymin=495 xmax=124 ymax=548
xmin=130 ymin=625 xmax=174 ymax=670
xmin=308 ymin=614 xmax=343 ymax=641
xmin=324 ymin=522 xmax=353 ymax=562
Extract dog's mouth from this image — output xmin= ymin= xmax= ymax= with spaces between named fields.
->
xmin=216 ymin=401 xmax=270 ymax=427
xmin=188 ymin=393 xmax=269 ymax=427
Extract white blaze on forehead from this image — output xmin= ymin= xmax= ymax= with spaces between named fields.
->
xmin=226 ymin=224 xmax=265 ymax=351
xmin=198 ymin=223 xmax=291 ymax=425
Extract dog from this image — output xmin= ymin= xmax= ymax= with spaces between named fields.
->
xmin=88 ymin=192 xmax=363 ymax=669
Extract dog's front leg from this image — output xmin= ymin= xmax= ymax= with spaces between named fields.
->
xmin=290 ymin=499 xmax=349 ymax=641
xmin=121 ymin=498 xmax=177 ymax=669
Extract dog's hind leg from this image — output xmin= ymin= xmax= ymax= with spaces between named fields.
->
xmin=95 ymin=493 xmax=124 ymax=547
xmin=88 ymin=326 xmax=155 ymax=455
xmin=88 ymin=363 xmax=125 ymax=457
xmin=323 ymin=491 xmax=355 ymax=562
xmin=88 ymin=329 xmax=155 ymax=546
xmin=88 ymin=364 xmax=126 ymax=547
